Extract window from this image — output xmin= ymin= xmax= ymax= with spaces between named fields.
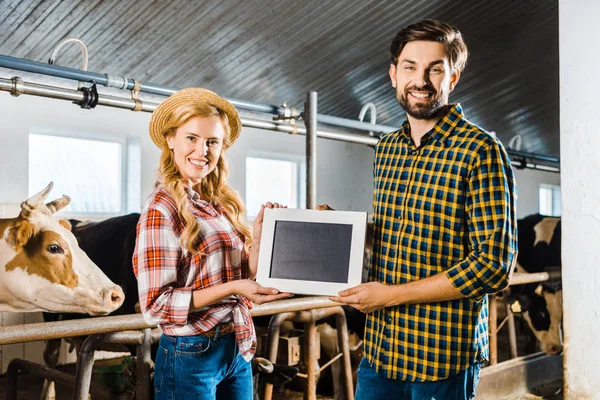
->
xmin=245 ymin=154 xmax=304 ymax=219
xmin=28 ymin=130 xmax=140 ymax=216
xmin=539 ymin=184 xmax=561 ymax=217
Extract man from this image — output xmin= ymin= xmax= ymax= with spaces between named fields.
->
xmin=331 ymin=19 xmax=518 ymax=399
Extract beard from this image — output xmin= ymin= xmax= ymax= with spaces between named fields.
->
xmin=396 ymin=85 xmax=448 ymax=120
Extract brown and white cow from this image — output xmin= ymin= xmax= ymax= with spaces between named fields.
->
xmin=0 ymin=182 xmax=124 ymax=315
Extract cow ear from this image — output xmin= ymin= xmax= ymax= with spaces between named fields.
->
xmin=7 ymin=219 xmax=35 ymax=252
xmin=59 ymin=219 xmax=72 ymax=231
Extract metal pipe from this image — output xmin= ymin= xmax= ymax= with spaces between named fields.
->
xmin=508 ymin=149 xmax=560 ymax=164
xmin=505 ymin=303 xmax=518 ymax=359
xmin=0 ymin=77 xmax=377 ymax=146
xmin=241 ymin=117 xmax=378 ymax=146
xmin=263 ymin=312 xmax=295 ymax=400
xmin=0 ymin=297 xmax=339 ymax=345
xmin=5 ymin=358 xmax=114 ymax=400
xmin=73 ymin=333 xmax=112 ymax=400
xmin=509 ymin=271 xmax=561 ymax=286
xmin=305 ymin=91 xmax=318 ymax=209
xmin=0 ymin=55 xmax=283 ymax=114
xmin=304 ymin=312 xmax=319 ymax=400
xmin=0 ymin=77 xmax=159 ymax=111
xmin=135 ymin=328 xmax=153 ymax=400
xmin=335 ymin=310 xmax=355 ymax=400
xmin=1 ymin=57 xmax=562 ymax=170
xmin=0 ymin=314 xmax=152 ymax=345
xmin=317 ymin=113 xmax=393 ymax=135
xmin=0 ymin=74 xmax=561 ymax=171
xmin=252 ymin=296 xmax=339 ymax=317
xmin=490 ymin=294 xmax=498 ymax=365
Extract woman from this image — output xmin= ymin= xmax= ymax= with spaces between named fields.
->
xmin=133 ymin=88 xmax=291 ymax=400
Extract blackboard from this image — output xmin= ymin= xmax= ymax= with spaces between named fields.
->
xmin=269 ymin=220 xmax=353 ymax=283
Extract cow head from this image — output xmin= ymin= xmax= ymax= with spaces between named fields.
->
xmin=515 ymin=282 xmax=563 ymax=355
xmin=0 ymin=182 xmax=125 ymax=315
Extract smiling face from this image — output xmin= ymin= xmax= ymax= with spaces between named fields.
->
xmin=166 ymin=115 xmax=226 ymax=186
xmin=389 ymin=40 xmax=460 ymax=120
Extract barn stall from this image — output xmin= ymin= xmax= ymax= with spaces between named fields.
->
xmin=0 ymin=1 xmax=597 ymax=399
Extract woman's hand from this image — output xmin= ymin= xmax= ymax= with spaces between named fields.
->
xmin=252 ymin=202 xmax=287 ymax=243
xmin=235 ymin=280 xmax=293 ymax=304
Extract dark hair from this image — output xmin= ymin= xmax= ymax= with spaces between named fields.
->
xmin=389 ymin=19 xmax=468 ymax=72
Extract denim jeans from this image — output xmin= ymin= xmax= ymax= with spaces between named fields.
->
xmin=355 ymin=358 xmax=481 ymax=400
xmin=154 ymin=329 xmax=252 ymax=400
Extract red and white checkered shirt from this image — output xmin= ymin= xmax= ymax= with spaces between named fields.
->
xmin=133 ymin=184 xmax=255 ymax=360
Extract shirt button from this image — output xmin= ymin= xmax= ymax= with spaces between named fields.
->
xmin=410 ymin=150 xmax=418 ymax=155
xmin=389 ymin=249 xmax=396 ymax=257
xmin=397 ymin=211 xmax=403 ymax=220
xmin=385 ymin=315 xmax=393 ymax=323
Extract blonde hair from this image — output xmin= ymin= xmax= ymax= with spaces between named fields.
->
xmin=157 ymin=103 xmax=252 ymax=254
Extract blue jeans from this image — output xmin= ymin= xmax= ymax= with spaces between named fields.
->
xmin=153 ymin=330 xmax=252 ymax=400
xmin=355 ymin=358 xmax=481 ymax=400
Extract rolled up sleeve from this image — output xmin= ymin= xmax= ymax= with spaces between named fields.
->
xmin=446 ymin=140 xmax=518 ymax=302
xmin=132 ymin=208 xmax=192 ymax=325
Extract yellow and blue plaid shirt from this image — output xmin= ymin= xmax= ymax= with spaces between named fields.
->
xmin=364 ymin=104 xmax=518 ymax=381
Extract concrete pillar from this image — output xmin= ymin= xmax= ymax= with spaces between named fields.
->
xmin=560 ymin=0 xmax=600 ymax=398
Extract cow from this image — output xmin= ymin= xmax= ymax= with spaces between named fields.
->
xmin=509 ymin=213 xmax=562 ymax=355
xmin=41 ymin=212 xmax=296 ymax=399
xmin=41 ymin=212 xmax=141 ymax=399
xmin=0 ymin=182 xmax=124 ymax=315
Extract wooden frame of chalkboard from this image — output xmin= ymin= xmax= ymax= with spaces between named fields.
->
xmin=256 ymin=208 xmax=367 ymax=296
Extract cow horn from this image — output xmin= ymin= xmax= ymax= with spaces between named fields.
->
xmin=20 ymin=182 xmax=54 ymax=217
xmin=46 ymin=195 xmax=71 ymax=214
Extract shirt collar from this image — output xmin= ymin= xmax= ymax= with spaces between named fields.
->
xmin=397 ymin=103 xmax=464 ymax=145
xmin=155 ymin=178 xmax=223 ymax=216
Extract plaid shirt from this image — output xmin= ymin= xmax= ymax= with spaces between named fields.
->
xmin=133 ymin=185 xmax=255 ymax=361
xmin=364 ymin=104 xmax=518 ymax=381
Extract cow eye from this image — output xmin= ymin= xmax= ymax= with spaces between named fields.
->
xmin=47 ymin=244 xmax=63 ymax=254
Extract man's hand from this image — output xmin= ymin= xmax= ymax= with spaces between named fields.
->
xmin=235 ymin=279 xmax=293 ymax=305
xmin=329 ymin=282 xmax=395 ymax=313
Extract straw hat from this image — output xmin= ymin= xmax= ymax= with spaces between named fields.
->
xmin=149 ymin=88 xmax=242 ymax=149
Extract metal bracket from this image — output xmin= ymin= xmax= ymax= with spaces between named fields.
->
xmin=74 ymin=83 xmax=99 ymax=109
xmin=131 ymin=79 xmax=143 ymax=111
xmin=273 ymin=103 xmax=300 ymax=134
xmin=10 ymin=76 xmax=24 ymax=97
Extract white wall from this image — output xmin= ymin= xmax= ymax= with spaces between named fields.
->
xmin=560 ymin=1 xmax=600 ymax=398
xmin=513 ymin=168 xmax=561 ymax=218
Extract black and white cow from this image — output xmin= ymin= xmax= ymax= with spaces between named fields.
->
xmin=509 ymin=213 xmax=562 ymax=355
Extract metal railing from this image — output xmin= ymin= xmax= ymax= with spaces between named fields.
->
xmin=0 ymin=296 xmax=338 ymax=346
xmin=488 ymin=271 xmax=562 ymax=365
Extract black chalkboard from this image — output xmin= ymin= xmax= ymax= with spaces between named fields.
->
xmin=269 ymin=221 xmax=353 ymax=283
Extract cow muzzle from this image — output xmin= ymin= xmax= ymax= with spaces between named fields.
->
xmin=543 ymin=343 xmax=563 ymax=355
xmin=99 ymin=286 xmax=125 ymax=314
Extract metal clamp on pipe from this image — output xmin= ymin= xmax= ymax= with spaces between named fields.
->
xmin=131 ymin=79 xmax=143 ymax=111
xmin=74 ymin=83 xmax=99 ymax=109
xmin=273 ymin=103 xmax=300 ymax=134
xmin=10 ymin=76 xmax=24 ymax=97
xmin=104 ymin=74 xmax=128 ymax=90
